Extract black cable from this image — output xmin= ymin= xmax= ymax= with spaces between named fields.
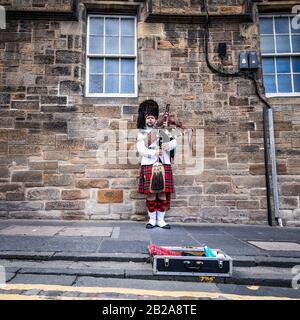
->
xmin=203 ymin=1 xmax=271 ymax=109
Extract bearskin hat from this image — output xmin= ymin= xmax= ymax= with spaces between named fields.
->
xmin=137 ymin=99 xmax=159 ymax=129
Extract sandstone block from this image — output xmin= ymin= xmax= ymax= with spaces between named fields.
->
xmin=6 ymin=192 xmax=25 ymax=201
xmin=41 ymin=96 xmax=67 ymax=105
xmin=56 ymin=50 xmax=81 ymax=64
xmin=97 ymin=189 xmax=123 ymax=203
xmin=43 ymin=121 xmax=67 ymax=133
xmin=232 ymin=176 xmax=265 ymax=189
xmin=204 ymin=158 xmax=227 ymax=170
xmin=204 ymin=183 xmax=232 ymax=194
xmin=12 ymin=171 xmax=42 ymax=183
xmin=95 ymin=106 xmax=121 ymax=118
xmin=44 ymin=174 xmax=74 ymax=186
xmin=237 ymin=201 xmax=260 ymax=209
xmin=11 ymin=101 xmax=40 ymax=110
xmin=8 ymin=129 xmax=27 ymax=141
xmin=27 ymin=134 xmax=55 ymax=145
xmin=45 ymin=66 xmax=71 ymax=76
xmin=58 ymin=164 xmax=85 ymax=174
xmin=75 ymin=179 xmax=109 ymax=189
xmin=0 ymin=93 xmax=10 ymax=104
xmin=34 ymin=55 xmax=54 ymax=64
xmin=43 ymin=151 xmax=69 ymax=161
xmin=9 ymin=145 xmax=41 ymax=155
xmin=27 ymin=188 xmax=60 ymax=200
xmin=59 ymin=80 xmax=81 ymax=94
xmin=0 ymin=184 xmax=22 ymax=193
xmin=0 ymin=201 xmax=44 ymax=211
xmin=0 ymin=167 xmax=9 ymax=179
xmin=56 ymin=138 xmax=85 ymax=151
xmin=281 ymin=184 xmax=300 ymax=196
xmin=29 ymin=161 xmax=58 ymax=171
xmin=189 ymin=195 xmax=215 ymax=206
xmin=61 ymin=190 xmax=90 ymax=200
xmin=45 ymin=201 xmax=85 ymax=210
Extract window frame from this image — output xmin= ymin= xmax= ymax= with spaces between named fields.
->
xmin=259 ymin=14 xmax=300 ymax=98
xmin=85 ymin=14 xmax=138 ymax=98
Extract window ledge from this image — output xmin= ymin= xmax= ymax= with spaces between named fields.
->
xmin=85 ymin=94 xmax=138 ymax=98
xmin=80 ymin=96 xmax=139 ymax=105
xmin=266 ymin=93 xmax=300 ymax=98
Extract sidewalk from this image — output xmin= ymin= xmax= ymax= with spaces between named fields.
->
xmin=0 ymin=219 xmax=300 ymax=289
xmin=0 ymin=219 xmax=299 ymax=260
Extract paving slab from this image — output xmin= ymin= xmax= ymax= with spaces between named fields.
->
xmin=220 ymin=225 xmax=300 ymax=242
xmin=0 ymin=251 xmax=55 ymax=260
xmin=40 ymin=237 xmax=103 ymax=252
xmin=0 ymin=220 xmax=74 ymax=227
xmin=98 ymin=240 xmax=150 ymax=254
xmin=148 ymin=238 xmax=200 ymax=247
xmin=184 ymin=233 xmax=263 ymax=255
xmin=182 ymin=225 xmax=225 ymax=234
xmin=68 ymin=260 xmax=151 ymax=270
xmin=0 ymin=236 xmax=50 ymax=251
xmin=227 ymin=267 xmax=295 ymax=288
xmin=5 ymin=272 xmax=16 ymax=283
xmin=118 ymin=230 xmax=149 ymax=241
xmin=248 ymin=241 xmax=300 ymax=251
xmin=117 ymin=223 xmax=149 ymax=238
xmin=18 ymin=267 xmax=125 ymax=279
xmin=57 ymin=227 xmax=113 ymax=237
xmin=111 ymin=227 xmax=120 ymax=239
xmin=8 ymin=274 xmax=76 ymax=286
xmin=0 ymin=259 xmax=73 ymax=269
xmin=0 ymin=226 xmax=64 ymax=236
xmin=52 ymin=252 xmax=149 ymax=262
xmin=148 ymin=226 xmax=200 ymax=246
xmin=254 ymin=256 xmax=300 ymax=268
xmin=2 ymin=267 xmax=21 ymax=274
xmin=260 ymin=250 xmax=300 ymax=258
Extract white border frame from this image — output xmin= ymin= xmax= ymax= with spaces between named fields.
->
xmin=85 ymin=14 xmax=138 ymax=98
xmin=259 ymin=14 xmax=300 ymax=97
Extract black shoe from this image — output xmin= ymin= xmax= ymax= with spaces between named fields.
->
xmin=160 ymin=224 xmax=171 ymax=229
xmin=146 ymin=223 xmax=156 ymax=229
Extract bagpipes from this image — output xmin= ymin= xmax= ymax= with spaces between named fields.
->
xmin=144 ymin=104 xmax=187 ymax=155
xmin=147 ymin=104 xmax=190 ymax=193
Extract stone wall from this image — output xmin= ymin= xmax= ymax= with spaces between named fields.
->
xmin=1 ymin=0 xmax=73 ymax=11
xmin=0 ymin=0 xmax=299 ymax=226
xmin=148 ymin=0 xmax=246 ymax=15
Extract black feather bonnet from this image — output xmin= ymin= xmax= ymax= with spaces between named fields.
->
xmin=137 ymin=99 xmax=159 ymax=129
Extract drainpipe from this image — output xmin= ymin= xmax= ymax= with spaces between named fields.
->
xmin=262 ymin=106 xmax=273 ymax=226
xmin=268 ymin=108 xmax=283 ymax=227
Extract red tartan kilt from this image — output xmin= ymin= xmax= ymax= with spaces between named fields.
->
xmin=138 ymin=164 xmax=174 ymax=194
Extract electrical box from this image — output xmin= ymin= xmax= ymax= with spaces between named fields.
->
xmin=249 ymin=51 xmax=259 ymax=69
xmin=239 ymin=52 xmax=249 ymax=69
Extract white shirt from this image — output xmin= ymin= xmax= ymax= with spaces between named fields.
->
xmin=137 ymin=127 xmax=177 ymax=165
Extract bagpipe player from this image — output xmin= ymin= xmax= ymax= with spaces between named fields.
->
xmin=136 ymin=100 xmax=177 ymax=229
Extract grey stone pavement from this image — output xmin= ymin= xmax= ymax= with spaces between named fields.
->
xmin=0 ymin=219 xmax=300 ymax=296
xmin=0 ymin=219 xmax=299 ymax=259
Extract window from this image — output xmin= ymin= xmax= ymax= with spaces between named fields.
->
xmin=259 ymin=15 xmax=300 ymax=97
xmin=86 ymin=15 xmax=137 ymax=97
